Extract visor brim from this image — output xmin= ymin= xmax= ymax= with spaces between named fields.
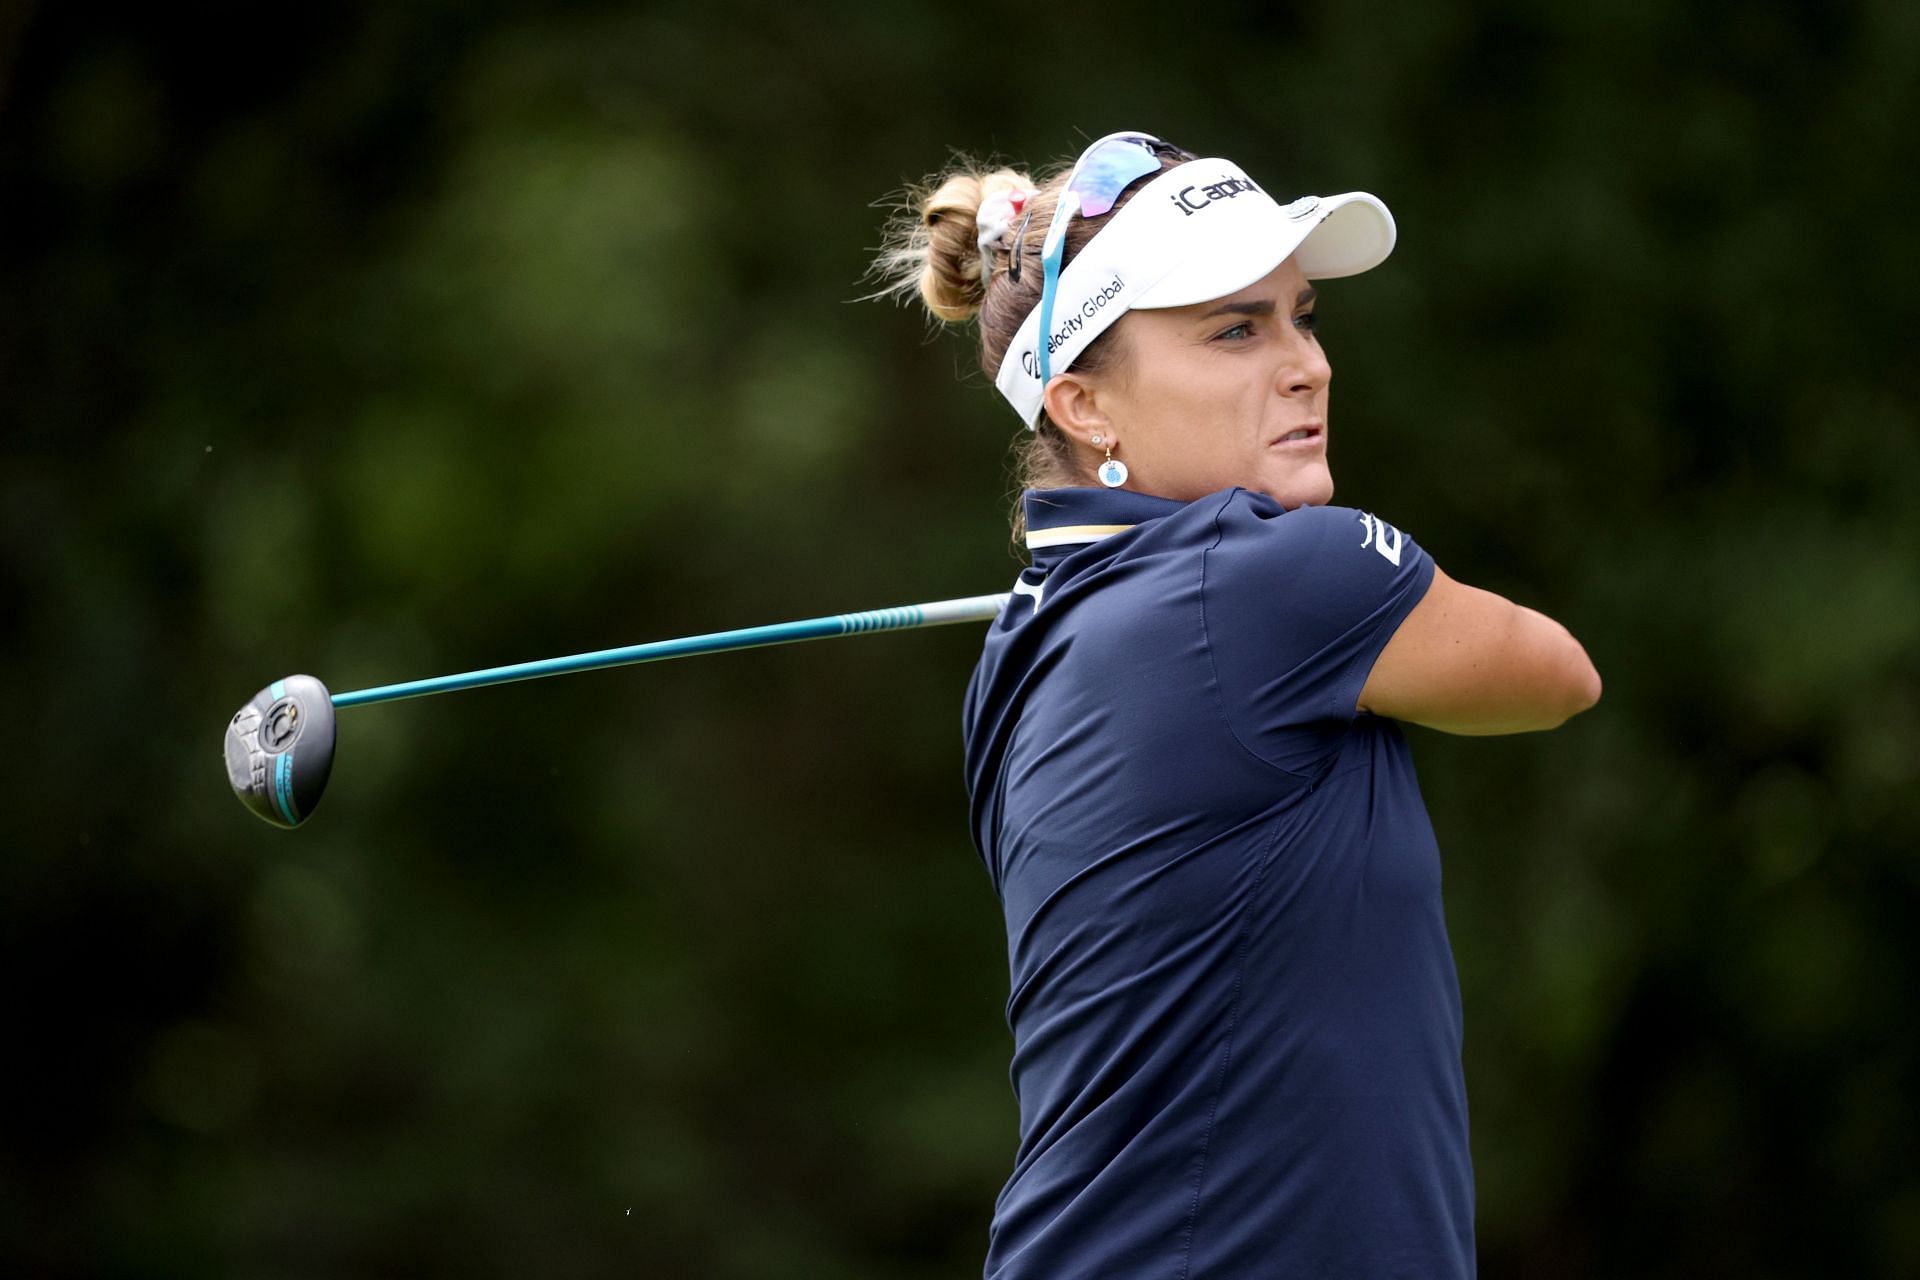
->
xmin=1130 ymin=191 xmax=1397 ymax=310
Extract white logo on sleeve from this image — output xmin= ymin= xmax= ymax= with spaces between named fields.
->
xmin=1357 ymin=512 xmax=1404 ymax=567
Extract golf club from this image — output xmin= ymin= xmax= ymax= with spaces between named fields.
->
xmin=224 ymin=593 xmax=1011 ymax=829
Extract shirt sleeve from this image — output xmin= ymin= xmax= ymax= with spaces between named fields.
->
xmin=1200 ymin=491 xmax=1435 ymax=776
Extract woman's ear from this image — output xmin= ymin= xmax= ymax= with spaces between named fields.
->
xmin=1042 ymin=373 xmax=1113 ymax=451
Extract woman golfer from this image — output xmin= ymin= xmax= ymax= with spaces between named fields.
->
xmin=878 ymin=131 xmax=1599 ymax=1278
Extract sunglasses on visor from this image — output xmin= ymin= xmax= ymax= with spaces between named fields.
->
xmin=1034 ymin=132 xmax=1165 ymax=386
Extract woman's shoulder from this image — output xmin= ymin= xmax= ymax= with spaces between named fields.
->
xmin=1198 ymin=488 xmax=1430 ymax=626
xmin=1202 ymin=489 xmax=1395 ymax=559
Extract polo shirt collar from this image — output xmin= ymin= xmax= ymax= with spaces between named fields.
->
xmin=1022 ymin=487 xmax=1189 ymax=568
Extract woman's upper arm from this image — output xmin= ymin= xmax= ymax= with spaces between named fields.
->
xmin=1357 ymin=565 xmax=1602 ymax=735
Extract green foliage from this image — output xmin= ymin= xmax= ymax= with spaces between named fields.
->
xmin=3 ymin=1 xmax=1917 ymax=1275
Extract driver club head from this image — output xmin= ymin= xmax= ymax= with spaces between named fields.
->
xmin=224 ymin=675 xmax=336 ymax=829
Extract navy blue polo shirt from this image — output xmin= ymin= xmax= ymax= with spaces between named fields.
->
xmin=963 ymin=486 xmax=1472 ymax=1279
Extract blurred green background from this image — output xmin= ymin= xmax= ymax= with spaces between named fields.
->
xmin=4 ymin=1 xmax=1917 ymax=1275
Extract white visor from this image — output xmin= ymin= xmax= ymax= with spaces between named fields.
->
xmin=994 ymin=159 xmax=1396 ymax=428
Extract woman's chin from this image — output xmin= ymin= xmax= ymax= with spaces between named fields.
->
xmin=1260 ymin=463 xmax=1334 ymax=510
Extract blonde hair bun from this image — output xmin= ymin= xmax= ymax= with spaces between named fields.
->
xmin=873 ymin=166 xmax=1036 ymax=323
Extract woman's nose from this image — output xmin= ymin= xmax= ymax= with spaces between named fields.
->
xmin=1280 ymin=336 xmax=1331 ymax=395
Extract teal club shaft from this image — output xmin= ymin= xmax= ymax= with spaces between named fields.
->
xmin=329 ymin=593 xmax=1012 ymax=709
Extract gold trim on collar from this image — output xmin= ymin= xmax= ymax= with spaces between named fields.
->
xmin=1023 ymin=523 xmax=1136 ymax=550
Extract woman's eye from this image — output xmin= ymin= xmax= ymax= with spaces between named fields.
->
xmin=1294 ymin=310 xmax=1319 ymax=333
xmin=1214 ymin=322 xmax=1254 ymax=342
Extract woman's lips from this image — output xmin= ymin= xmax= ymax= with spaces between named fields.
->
xmin=1271 ymin=424 xmax=1325 ymax=449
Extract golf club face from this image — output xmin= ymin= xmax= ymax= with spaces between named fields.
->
xmin=224 ymin=675 xmax=335 ymax=829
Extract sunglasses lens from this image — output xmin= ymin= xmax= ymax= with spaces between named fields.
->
xmin=1035 ymin=133 xmax=1165 ymax=387
xmin=1071 ymin=139 xmax=1161 ymax=217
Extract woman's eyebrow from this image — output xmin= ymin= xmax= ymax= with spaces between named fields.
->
xmin=1197 ymin=288 xmax=1317 ymax=321
xmin=1198 ymin=299 xmax=1276 ymax=320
